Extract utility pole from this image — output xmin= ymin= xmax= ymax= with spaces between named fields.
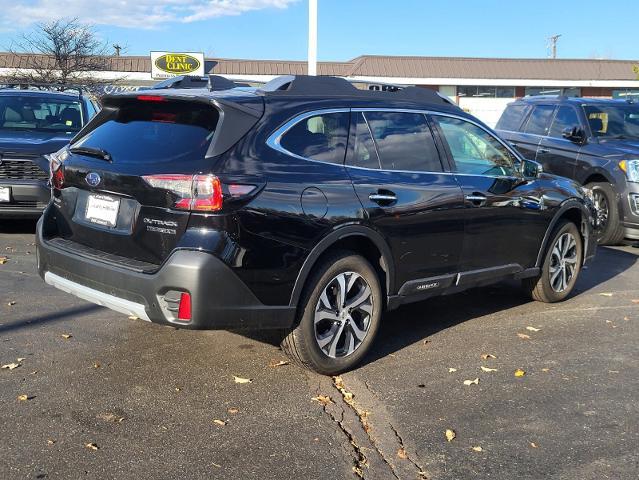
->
xmin=308 ymin=0 xmax=317 ymax=76
xmin=548 ymin=34 xmax=561 ymax=59
xmin=113 ymin=44 xmax=122 ymax=56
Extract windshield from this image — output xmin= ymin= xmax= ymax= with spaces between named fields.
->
xmin=0 ymin=94 xmax=84 ymax=133
xmin=583 ymin=104 xmax=639 ymax=139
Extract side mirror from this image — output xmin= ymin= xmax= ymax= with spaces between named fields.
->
xmin=562 ymin=126 xmax=586 ymax=143
xmin=522 ymin=158 xmax=543 ymax=178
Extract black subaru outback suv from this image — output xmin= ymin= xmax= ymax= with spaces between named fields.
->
xmin=36 ymin=76 xmax=595 ymax=374
xmin=496 ymin=96 xmax=639 ymax=245
xmin=0 ymin=85 xmax=99 ymax=217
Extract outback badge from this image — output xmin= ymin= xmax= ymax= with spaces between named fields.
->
xmin=85 ymin=172 xmax=101 ymax=187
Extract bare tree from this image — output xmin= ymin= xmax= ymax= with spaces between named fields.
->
xmin=4 ymin=18 xmax=111 ymax=89
xmin=634 ymin=65 xmax=639 ymax=80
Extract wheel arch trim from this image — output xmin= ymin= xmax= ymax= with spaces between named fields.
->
xmin=289 ymin=225 xmax=395 ymax=308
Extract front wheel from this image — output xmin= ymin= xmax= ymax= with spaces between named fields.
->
xmin=281 ymin=251 xmax=382 ymax=375
xmin=587 ymin=182 xmax=624 ymax=245
xmin=523 ymin=220 xmax=583 ymax=303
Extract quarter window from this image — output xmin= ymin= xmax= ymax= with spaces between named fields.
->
xmin=279 ymin=112 xmax=349 ymax=164
xmin=496 ymin=104 xmax=530 ymax=131
xmin=433 ymin=116 xmax=518 ymax=176
xmin=363 ymin=111 xmax=443 ymax=172
xmin=549 ymin=106 xmax=580 ymax=138
xmin=524 ymin=105 xmax=555 ymax=136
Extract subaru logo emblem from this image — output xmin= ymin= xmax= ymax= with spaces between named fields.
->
xmin=85 ymin=172 xmax=101 ymax=187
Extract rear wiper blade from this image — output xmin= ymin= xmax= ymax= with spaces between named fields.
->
xmin=69 ymin=146 xmax=112 ymax=162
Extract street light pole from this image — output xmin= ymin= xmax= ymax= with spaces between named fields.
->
xmin=308 ymin=0 xmax=317 ymax=75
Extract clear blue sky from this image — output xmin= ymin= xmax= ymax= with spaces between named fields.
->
xmin=0 ymin=0 xmax=637 ymax=61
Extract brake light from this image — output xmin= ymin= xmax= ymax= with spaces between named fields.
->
xmin=177 ymin=292 xmax=192 ymax=321
xmin=136 ymin=95 xmax=166 ymax=102
xmin=142 ymin=174 xmax=223 ymax=212
xmin=49 ymin=156 xmax=65 ymax=190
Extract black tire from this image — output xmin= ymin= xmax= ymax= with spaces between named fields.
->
xmin=523 ymin=220 xmax=583 ymax=303
xmin=281 ymin=251 xmax=382 ymax=375
xmin=587 ymin=182 xmax=624 ymax=245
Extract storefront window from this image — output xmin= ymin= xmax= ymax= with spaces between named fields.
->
xmin=525 ymin=87 xmax=581 ymax=97
xmin=613 ymin=89 xmax=639 ymax=101
xmin=457 ymin=86 xmax=515 ymax=98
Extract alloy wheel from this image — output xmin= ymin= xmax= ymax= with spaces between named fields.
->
xmin=314 ymin=271 xmax=373 ymax=358
xmin=592 ymin=190 xmax=609 ymax=232
xmin=549 ymin=232 xmax=578 ymax=293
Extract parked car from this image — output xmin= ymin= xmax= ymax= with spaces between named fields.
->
xmin=0 ymin=85 xmax=99 ymax=217
xmin=496 ymin=96 xmax=639 ymax=245
xmin=36 ymin=76 xmax=596 ymax=374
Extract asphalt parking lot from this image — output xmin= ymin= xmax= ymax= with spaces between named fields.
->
xmin=0 ymin=220 xmax=638 ymax=480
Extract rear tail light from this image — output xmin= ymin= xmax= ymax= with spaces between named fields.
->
xmin=177 ymin=292 xmax=192 ymax=321
xmin=143 ymin=174 xmax=223 ymax=212
xmin=136 ymin=95 xmax=166 ymax=102
xmin=49 ymin=155 xmax=65 ymax=190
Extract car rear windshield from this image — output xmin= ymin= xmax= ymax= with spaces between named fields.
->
xmin=0 ymin=94 xmax=84 ymax=132
xmin=583 ymin=104 xmax=639 ymax=139
xmin=72 ymin=99 xmax=219 ymax=163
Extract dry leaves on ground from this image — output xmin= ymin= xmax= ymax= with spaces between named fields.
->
xmin=480 ymin=366 xmax=497 ymax=372
xmin=514 ymin=369 xmax=526 ymax=377
xmin=61 ymin=334 xmax=73 ymax=340
xmin=480 ymin=353 xmax=497 ymax=360
xmin=213 ymin=419 xmax=226 ymax=426
xmin=471 ymin=446 xmax=483 ymax=452
xmin=397 ymin=448 xmax=408 ymax=459
xmin=445 ymin=429 xmax=456 ymax=442
xmin=16 ymin=357 xmax=25 ymax=362
xmin=233 ymin=376 xmax=252 ymax=384
xmin=463 ymin=378 xmax=480 ymax=386
xmin=2 ymin=362 xmax=20 ymax=370
xmin=227 ymin=407 xmax=239 ymax=415
xmin=312 ymin=395 xmax=333 ymax=406
xmin=0 ymin=257 xmax=8 ymax=265
xmin=517 ymin=333 xmax=531 ymax=340
xmin=17 ymin=394 xmax=30 ymax=401
xmin=599 ymin=292 xmax=614 ymax=297
xmin=7 ymin=301 xmax=16 ymax=306
xmin=632 ymin=299 xmax=639 ymax=304
xmin=530 ymin=442 xmax=538 ymax=448
xmin=268 ymin=360 xmax=289 ymax=368
xmin=85 ymin=443 xmax=99 ymax=451
xmin=526 ymin=326 xmax=541 ymax=332
xmin=448 ymin=367 xmax=457 ymax=373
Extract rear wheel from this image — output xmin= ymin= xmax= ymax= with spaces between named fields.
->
xmin=281 ymin=251 xmax=382 ymax=375
xmin=587 ymin=182 xmax=624 ymax=245
xmin=523 ymin=220 xmax=583 ymax=303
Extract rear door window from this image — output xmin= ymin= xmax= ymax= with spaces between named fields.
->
xmin=363 ymin=111 xmax=443 ymax=172
xmin=523 ymin=105 xmax=555 ymax=136
xmin=346 ymin=112 xmax=381 ymax=169
xmin=496 ymin=104 xmax=530 ymax=131
xmin=549 ymin=106 xmax=581 ymax=138
xmin=72 ymin=99 xmax=219 ymax=163
xmin=280 ymin=112 xmax=349 ymax=164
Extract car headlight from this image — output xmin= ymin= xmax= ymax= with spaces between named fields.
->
xmin=619 ymin=159 xmax=639 ymax=182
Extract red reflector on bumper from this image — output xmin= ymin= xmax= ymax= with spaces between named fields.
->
xmin=177 ymin=292 xmax=192 ymax=321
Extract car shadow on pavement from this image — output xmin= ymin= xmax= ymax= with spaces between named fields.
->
xmin=0 ymin=219 xmax=38 ymax=234
xmin=0 ymin=304 xmax=100 ymax=334
xmin=572 ymin=245 xmax=638 ymax=295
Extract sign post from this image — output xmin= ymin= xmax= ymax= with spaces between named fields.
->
xmin=150 ymin=52 xmax=205 ymax=79
xmin=308 ymin=0 xmax=317 ymax=76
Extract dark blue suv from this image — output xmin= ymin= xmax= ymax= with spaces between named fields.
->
xmin=36 ymin=76 xmax=595 ymax=373
xmin=0 ymin=86 xmax=99 ymax=217
xmin=496 ymin=96 xmax=639 ymax=245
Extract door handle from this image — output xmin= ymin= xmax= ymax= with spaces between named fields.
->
xmin=369 ymin=192 xmax=397 ymax=204
xmin=538 ymin=148 xmax=549 ymax=154
xmin=465 ymin=193 xmax=487 ymax=206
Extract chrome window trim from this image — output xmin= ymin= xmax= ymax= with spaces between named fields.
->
xmin=265 ymin=106 xmax=526 ymax=179
xmin=265 ymin=108 xmax=351 ymax=163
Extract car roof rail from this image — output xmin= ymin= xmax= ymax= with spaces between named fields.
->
xmin=259 ymin=75 xmax=454 ymax=106
xmin=149 ymin=75 xmax=249 ymax=91
xmin=0 ymin=82 xmax=83 ymax=95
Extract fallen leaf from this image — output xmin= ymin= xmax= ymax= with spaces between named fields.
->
xmin=17 ymin=394 xmax=29 ymax=401
xmin=128 ymin=315 xmax=139 ymax=320
xmin=312 ymin=395 xmax=333 ymax=406
xmin=445 ymin=429 xmax=456 ymax=442
xmin=514 ymin=369 xmax=526 ymax=377
xmin=0 ymin=257 xmax=8 ymax=265
xmin=47 ymin=439 xmax=55 ymax=446
xmin=16 ymin=357 xmax=25 ymax=362
xmin=448 ymin=367 xmax=457 ymax=373
xmin=268 ymin=360 xmax=289 ymax=368
xmin=624 ymin=317 xmax=630 ymax=321
xmin=85 ymin=443 xmax=99 ymax=451
xmin=632 ymin=299 xmax=639 ymax=304
xmin=530 ymin=442 xmax=538 ymax=448
xmin=212 ymin=462 xmax=222 ymax=468
xmin=61 ymin=334 xmax=72 ymax=340
xmin=480 ymin=366 xmax=497 ymax=372
xmin=97 ymin=412 xmax=124 ymax=423
xmin=480 ymin=353 xmax=497 ymax=360
xmin=233 ymin=375 xmax=252 ymax=384
xmin=397 ymin=448 xmax=408 ymax=459
xmin=599 ymin=292 xmax=613 ymax=297
xmin=93 ymin=362 xmax=101 ymax=369
xmin=463 ymin=378 xmax=480 ymax=386
xmin=2 ymin=362 xmax=20 ymax=370
xmin=174 ymin=387 xmax=181 ymax=392
xmin=526 ymin=326 xmax=541 ymax=332
xmin=541 ymin=368 xmax=550 ymax=372
xmin=517 ymin=333 xmax=531 ymax=340
xmin=7 ymin=301 xmax=16 ymax=306
xmin=227 ymin=407 xmax=240 ymax=415
xmin=422 ymin=340 xmax=431 ymax=346
xmin=213 ymin=419 xmax=226 ymax=426
xmin=471 ymin=446 xmax=483 ymax=452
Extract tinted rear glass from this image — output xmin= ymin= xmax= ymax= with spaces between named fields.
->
xmin=280 ymin=112 xmax=349 ymax=164
xmin=73 ymin=100 xmax=219 ymax=163
xmin=496 ymin=104 xmax=529 ymax=131
xmin=524 ymin=105 xmax=555 ymax=136
xmin=0 ymin=94 xmax=84 ymax=132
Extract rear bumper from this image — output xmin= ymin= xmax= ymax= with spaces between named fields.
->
xmin=0 ymin=180 xmax=49 ymax=217
xmin=36 ymin=220 xmax=296 ymax=330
